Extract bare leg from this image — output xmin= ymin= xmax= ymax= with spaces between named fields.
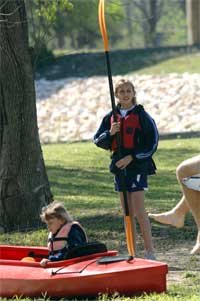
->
xmin=177 ymin=155 xmax=200 ymax=255
xmin=149 ymin=155 xmax=200 ymax=254
xmin=148 ymin=196 xmax=189 ymax=228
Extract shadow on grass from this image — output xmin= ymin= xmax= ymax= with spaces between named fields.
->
xmin=43 ymin=142 xmax=199 ymax=261
xmin=46 ymin=144 xmax=198 ymax=208
xmin=156 ymin=146 xmax=198 ymax=165
xmin=76 ymin=212 xmax=197 ymax=260
xmin=46 ymin=173 xmax=197 ymax=253
xmin=47 ymin=166 xmax=114 ymax=199
xmin=36 ymin=45 xmax=199 ymax=80
xmin=47 ymin=165 xmax=179 ymax=205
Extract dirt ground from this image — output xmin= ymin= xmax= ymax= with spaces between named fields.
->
xmin=154 ymin=242 xmax=200 ymax=284
xmin=123 ymin=221 xmax=200 ymax=286
xmin=115 ymin=235 xmax=200 ymax=285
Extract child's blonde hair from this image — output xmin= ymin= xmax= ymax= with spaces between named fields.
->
xmin=115 ymin=79 xmax=137 ymax=105
xmin=40 ymin=201 xmax=73 ymax=223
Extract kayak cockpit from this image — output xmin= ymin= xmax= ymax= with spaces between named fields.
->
xmin=0 ymin=244 xmax=118 ymax=268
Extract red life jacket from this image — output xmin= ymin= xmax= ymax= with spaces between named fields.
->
xmin=48 ymin=221 xmax=87 ymax=253
xmin=111 ymin=112 xmax=141 ymax=151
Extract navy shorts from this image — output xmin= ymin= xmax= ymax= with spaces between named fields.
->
xmin=114 ymin=174 xmax=148 ymax=192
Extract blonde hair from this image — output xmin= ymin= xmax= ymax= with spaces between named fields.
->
xmin=40 ymin=201 xmax=73 ymax=223
xmin=115 ymin=79 xmax=137 ymax=105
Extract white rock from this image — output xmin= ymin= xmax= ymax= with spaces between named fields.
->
xmin=36 ymin=74 xmax=200 ymax=143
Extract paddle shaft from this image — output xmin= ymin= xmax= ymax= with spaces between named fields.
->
xmin=104 ymin=51 xmax=129 ymax=216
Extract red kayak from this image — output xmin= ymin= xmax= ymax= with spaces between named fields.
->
xmin=0 ymin=244 xmax=168 ymax=298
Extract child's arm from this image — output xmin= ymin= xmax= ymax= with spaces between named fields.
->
xmin=94 ymin=113 xmax=113 ymax=150
xmin=40 ymin=258 xmax=50 ymax=267
xmin=133 ymin=110 xmax=159 ymax=161
xmin=40 ymin=248 xmax=67 ymax=267
xmin=115 ymin=155 xmax=133 ymax=170
xmin=48 ymin=248 xmax=68 ymax=262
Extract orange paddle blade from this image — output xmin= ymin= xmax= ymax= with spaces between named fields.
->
xmin=125 ymin=216 xmax=135 ymax=256
xmin=98 ymin=0 xmax=109 ymax=51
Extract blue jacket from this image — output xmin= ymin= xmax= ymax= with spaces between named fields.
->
xmin=94 ymin=105 xmax=159 ymax=176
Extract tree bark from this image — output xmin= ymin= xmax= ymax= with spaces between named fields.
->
xmin=186 ymin=0 xmax=200 ymax=45
xmin=134 ymin=0 xmax=164 ymax=47
xmin=57 ymin=30 xmax=65 ymax=49
xmin=124 ymin=0 xmax=134 ymax=48
xmin=0 ymin=0 xmax=52 ymax=232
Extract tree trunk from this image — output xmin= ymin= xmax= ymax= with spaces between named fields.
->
xmin=135 ymin=0 xmax=163 ymax=48
xmin=0 ymin=0 xmax=52 ymax=232
xmin=186 ymin=0 xmax=200 ymax=45
xmin=124 ymin=0 xmax=134 ymax=48
xmin=57 ymin=31 xmax=65 ymax=49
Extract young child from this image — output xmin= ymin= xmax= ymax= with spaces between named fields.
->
xmin=40 ymin=201 xmax=88 ymax=267
xmin=149 ymin=154 xmax=200 ymax=255
xmin=94 ymin=78 xmax=159 ymax=259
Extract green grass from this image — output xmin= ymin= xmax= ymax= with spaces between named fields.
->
xmin=135 ymin=52 xmax=200 ymax=75
xmin=37 ymin=46 xmax=200 ymax=79
xmin=0 ymin=138 xmax=200 ymax=300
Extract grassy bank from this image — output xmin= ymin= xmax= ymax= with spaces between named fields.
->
xmin=1 ymin=137 xmax=200 ymax=300
xmin=36 ymin=46 xmax=200 ymax=79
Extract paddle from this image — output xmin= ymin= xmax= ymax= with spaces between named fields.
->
xmin=98 ymin=0 xmax=135 ymax=258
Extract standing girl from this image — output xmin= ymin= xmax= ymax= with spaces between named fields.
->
xmin=94 ymin=79 xmax=159 ymax=259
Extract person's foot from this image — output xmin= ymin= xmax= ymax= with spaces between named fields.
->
xmin=148 ymin=211 xmax=184 ymax=228
xmin=190 ymin=243 xmax=200 ymax=255
xmin=190 ymin=233 xmax=200 ymax=255
xmin=144 ymin=251 xmax=156 ymax=260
